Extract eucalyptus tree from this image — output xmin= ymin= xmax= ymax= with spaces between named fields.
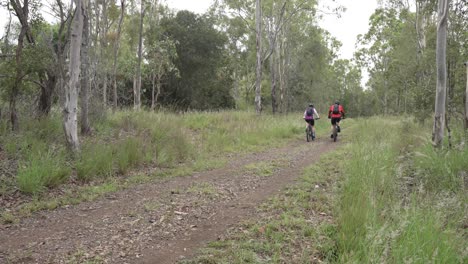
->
xmin=112 ymin=0 xmax=126 ymax=110
xmin=355 ymin=8 xmax=403 ymax=115
xmin=8 ymin=0 xmax=30 ymax=131
xmin=134 ymin=0 xmax=148 ymax=110
xmin=262 ymin=0 xmax=317 ymax=113
xmin=80 ymin=0 xmax=90 ymax=135
xmin=432 ymin=0 xmax=449 ymax=148
xmin=144 ymin=4 xmax=179 ymax=110
xmin=464 ymin=61 xmax=468 ymax=131
xmin=64 ymin=0 xmax=84 ymax=152
xmin=255 ymin=0 xmax=262 ymax=114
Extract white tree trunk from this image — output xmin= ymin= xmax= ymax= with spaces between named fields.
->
xmin=151 ymin=73 xmax=156 ymax=110
xmin=432 ymin=0 xmax=449 ymax=148
xmin=464 ymin=62 xmax=468 ymax=131
xmin=255 ymin=0 xmax=262 ymax=114
xmin=112 ymin=0 xmax=125 ymax=110
xmin=134 ymin=0 xmax=145 ymax=111
xmin=64 ymin=0 xmax=84 ymax=152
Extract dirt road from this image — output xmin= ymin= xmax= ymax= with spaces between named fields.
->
xmin=0 ymin=137 xmax=339 ymax=264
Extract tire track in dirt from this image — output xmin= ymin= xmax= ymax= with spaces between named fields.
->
xmin=0 ymin=138 xmax=339 ymax=264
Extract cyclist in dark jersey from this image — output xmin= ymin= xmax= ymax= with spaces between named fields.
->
xmin=303 ymin=103 xmax=320 ymax=134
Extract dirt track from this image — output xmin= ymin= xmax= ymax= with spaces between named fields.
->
xmin=0 ymin=137 xmax=339 ymax=264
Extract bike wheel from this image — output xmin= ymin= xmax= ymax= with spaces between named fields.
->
xmin=333 ymin=126 xmax=338 ymax=142
xmin=306 ymin=126 xmax=310 ymax=142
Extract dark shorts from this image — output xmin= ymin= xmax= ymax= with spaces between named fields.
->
xmin=331 ymin=117 xmax=341 ymax=125
xmin=305 ymin=119 xmax=315 ymax=126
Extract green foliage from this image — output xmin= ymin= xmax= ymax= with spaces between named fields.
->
xmin=76 ymin=143 xmax=114 ymax=182
xmin=355 ymin=2 xmax=467 ymax=117
xmin=390 ymin=208 xmax=460 ymax=264
xmin=5 ymin=110 xmax=308 ymax=218
xmin=414 ymin=143 xmax=468 ymax=192
xmin=17 ymin=151 xmax=71 ymax=194
xmin=335 ymin=117 xmax=465 ymax=263
xmin=116 ymin=137 xmax=146 ymax=174
xmin=160 ymin=11 xmax=235 ymax=110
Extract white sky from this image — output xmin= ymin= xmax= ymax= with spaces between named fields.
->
xmin=0 ymin=0 xmax=378 ymax=61
xmin=319 ymin=0 xmax=378 ymax=60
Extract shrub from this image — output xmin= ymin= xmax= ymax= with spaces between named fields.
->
xmin=76 ymin=143 xmax=114 ymax=182
xmin=17 ymin=151 xmax=71 ymax=194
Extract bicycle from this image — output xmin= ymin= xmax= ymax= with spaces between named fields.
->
xmin=305 ymin=118 xmax=319 ymax=142
xmin=331 ymin=118 xmax=344 ymax=142
xmin=331 ymin=123 xmax=338 ymax=142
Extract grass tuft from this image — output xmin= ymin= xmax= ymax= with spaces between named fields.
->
xmin=17 ymin=151 xmax=71 ymax=194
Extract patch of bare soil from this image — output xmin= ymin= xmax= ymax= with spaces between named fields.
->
xmin=0 ymin=138 xmax=339 ymax=264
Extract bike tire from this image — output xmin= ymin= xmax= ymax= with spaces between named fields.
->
xmin=333 ymin=126 xmax=338 ymax=142
xmin=306 ymin=126 xmax=311 ymax=142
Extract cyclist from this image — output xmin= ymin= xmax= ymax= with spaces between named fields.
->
xmin=303 ymin=103 xmax=320 ymax=136
xmin=328 ymin=101 xmax=345 ymax=138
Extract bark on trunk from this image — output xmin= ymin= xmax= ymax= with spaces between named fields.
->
xmin=151 ymin=73 xmax=156 ymax=110
xmin=255 ymin=0 xmax=262 ymax=114
xmin=101 ymin=0 xmax=108 ymax=106
xmin=134 ymin=0 xmax=145 ymax=111
xmin=63 ymin=0 xmax=84 ymax=152
xmin=39 ymin=75 xmax=56 ymax=115
xmin=432 ymin=0 xmax=449 ymax=148
xmin=80 ymin=0 xmax=91 ymax=135
xmin=9 ymin=0 xmax=31 ymax=131
xmin=112 ymin=0 xmax=125 ymax=111
xmin=270 ymin=51 xmax=277 ymax=114
xmin=464 ymin=62 xmax=468 ymax=131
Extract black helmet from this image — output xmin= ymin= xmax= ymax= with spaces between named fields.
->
xmin=335 ymin=101 xmax=340 ymax=105
xmin=309 ymin=103 xmax=314 ymax=107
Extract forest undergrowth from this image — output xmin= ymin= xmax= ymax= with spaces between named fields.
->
xmin=0 ymin=110 xmax=316 ymax=221
xmin=183 ymin=117 xmax=467 ymax=263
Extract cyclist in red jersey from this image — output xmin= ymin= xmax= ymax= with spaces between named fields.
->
xmin=328 ymin=101 xmax=345 ymax=138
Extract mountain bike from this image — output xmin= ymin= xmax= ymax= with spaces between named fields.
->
xmin=331 ymin=118 xmax=344 ymax=142
xmin=306 ymin=118 xmax=319 ymax=142
xmin=331 ymin=123 xmax=338 ymax=142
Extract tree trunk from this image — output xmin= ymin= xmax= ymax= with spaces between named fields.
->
xmin=9 ymin=0 xmax=30 ymax=132
xmin=80 ymin=0 xmax=91 ymax=135
xmin=100 ymin=0 xmax=108 ymax=106
xmin=151 ymin=73 xmax=156 ymax=110
xmin=270 ymin=49 xmax=277 ymax=114
xmin=278 ymin=35 xmax=284 ymax=113
xmin=134 ymin=0 xmax=145 ymax=111
xmin=64 ymin=0 xmax=84 ymax=152
xmin=39 ymin=74 xmax=56 ymax=115
xmin=464 ymin=62 xmax=468 ymax=131
xmin=255 ymin=0 xmax=262 ymax=114
xmin=112 ymin=0 xmax=125 ymax=111
xmin=432 ymin=0 xmax=449 ymax=148
xmin=155 ymin=74 xmax=161 ymax=109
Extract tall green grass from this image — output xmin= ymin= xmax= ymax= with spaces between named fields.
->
xmin=76 ymin=143 xmax=114 ymax=181
xmin=17 ymin=151 xmax=71 ymax=194
xmin=4 ymin=110 xmax=306 ymax=196
xmin=182 ymin=111 xmax=303 ymax=154
xmin=335 ymin=117 xmax=466 ymax=263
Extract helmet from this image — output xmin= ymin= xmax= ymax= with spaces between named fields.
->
xmin=335 ymin=101 xmax=340 ymax=105
xmin=308 ymin=103 xmax=314 ymax=107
